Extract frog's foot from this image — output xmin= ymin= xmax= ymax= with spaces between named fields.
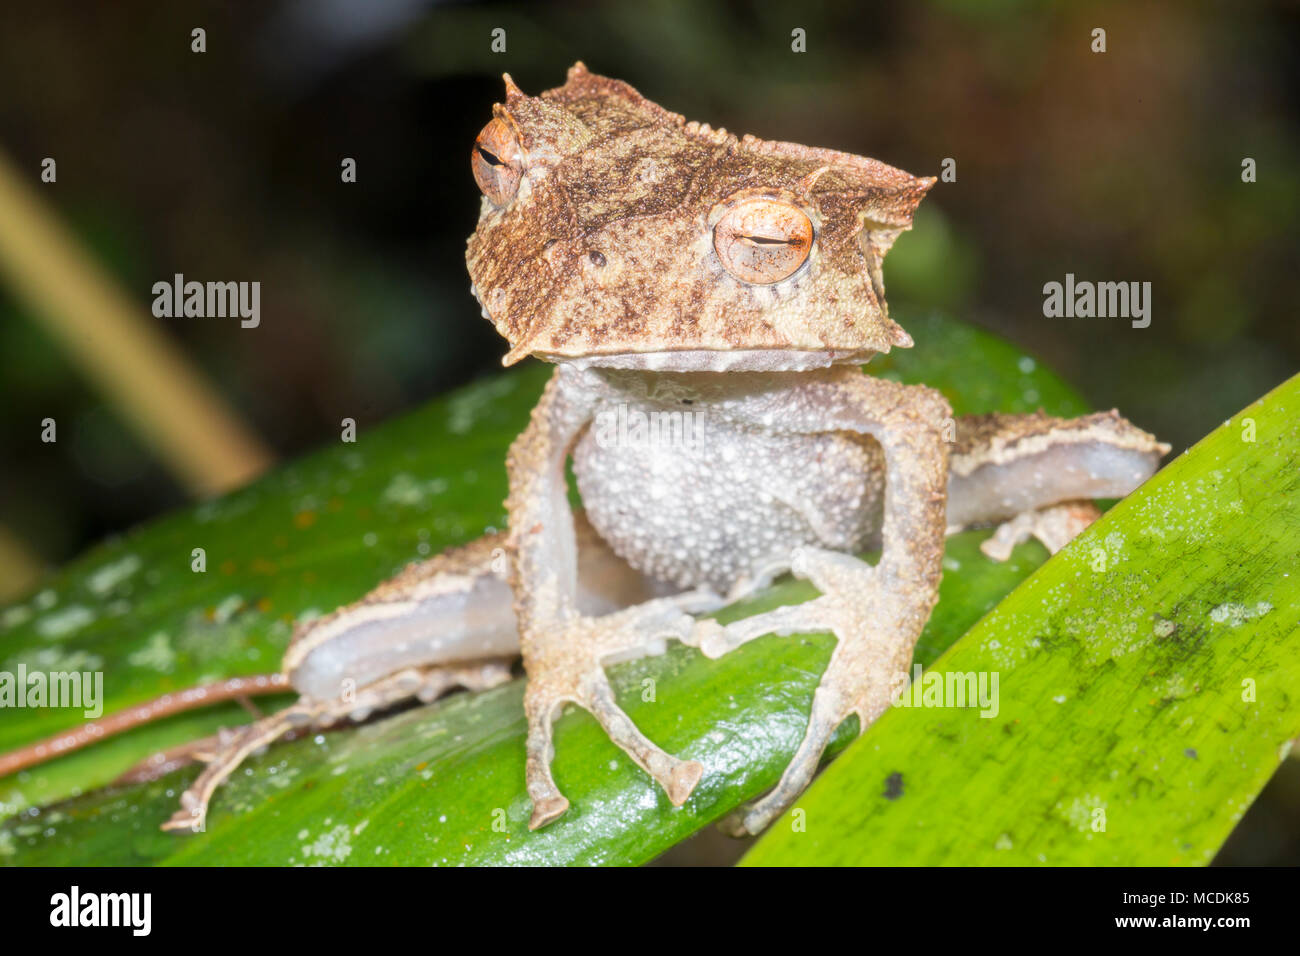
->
xmin=523 ymin=598 xmax=705 ymax=830
xmin=114 ymin=727 xmax=244 ymax=787
xmin=698 ymin=545 xmax=925 ymax=837
xmin=979 ymin=500 xmax=1102 ymax=562
xmin=160 ymin=705 xmax=308 ymax=833
xmin=160 ymin=660 xmax=513 ymax=833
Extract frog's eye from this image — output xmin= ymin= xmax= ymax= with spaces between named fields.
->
xmin=471 ymin=119 xmax=522 ymax=205
xmin=713 ymin=198 xmax=813 ymax=284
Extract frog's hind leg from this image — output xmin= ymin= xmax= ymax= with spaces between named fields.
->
xmin=160 ymin=703 xmax=309 ymax=833
xmin=945 ymin=410 xmax=1169 ymax=561
xmin=154 ymin=505 xmax=666 ymax=834
xmin=160 ymin=660 xmax=514 ymax=833
xmin=522 ymin=594 xmax=717 ymax=829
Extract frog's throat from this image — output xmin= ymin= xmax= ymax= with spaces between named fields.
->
xmin=537 ymin=347 xmax=883 ymax=373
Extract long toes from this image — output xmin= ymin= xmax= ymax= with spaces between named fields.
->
xmin=733 ymin=792 xmax=788 ymax=836
xmin=155 ymin=713 xmax=296 ymax=834
xmin=671 ymin=587 xmax=727 ymax=614
xmin=700 ymin=601 xmax=833 ymax=660
xmin=667 ymin=760 xmax=704 ymax=805
xmin=528 ymin=794 xmax=570 ymax=831
xmin=523 ymin=603 xmax=717 ymax=826
xmin=691 ymin=620 xmax=729 ymax=658
xmin=602 ymin=598 xmax=705 ymax=655
xmin=719 ymin=687 xmax=847 ymax=837
xmin=719 ymin=783 xmax=798 ymax=838
xmin=716 ymin=809 xmax=753 ymax=838
xmin=583 ymin=673 xmax=702 ymax=805
xmin=524 ymin=671 xmax=701 ymax=824
xmin=524 ymin=689 xmax=570 ymax=828
xmin=161 ymin=804 xmax=204 ymax=833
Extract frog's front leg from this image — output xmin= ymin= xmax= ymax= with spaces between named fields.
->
xmin=508 ymin=368 xmax=715 ymax=829
xmin=696 ymin=370 xmax=951 ymax=835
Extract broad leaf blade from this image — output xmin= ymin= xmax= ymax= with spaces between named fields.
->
xmin=0 ymin=364 xmax=550 ymax=818
xmin=743 ymin=374 xmax=1300 ymax=866
xmin=1 ymin=311 xmax=1095 ymax=864
xmin=1 ymin=530 xmax=1040 ymax=865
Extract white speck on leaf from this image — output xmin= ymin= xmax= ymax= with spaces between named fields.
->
xmin=86 ymin=554 xmax=141 ymax=596
xmin=383 ymin=473 xmax=448 ymax=508
xmin=213 ymin=595 xmax=246 ymax=624
xmin=2 ymin=605 xmax=33 ymax=630
xmin=36 ymin=606 xmax=95 ymax=640
xmin=1209 ymin=602 xmax=1272 ymax=627
xmin=128 ymin=632 xmax=176 ymax=672
xmin=300 ymin=824 xmax=353 ymax=864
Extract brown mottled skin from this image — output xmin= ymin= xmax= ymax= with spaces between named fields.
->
xmin=0 ymin=65 xmax=1169 ymax=839
xmin=466 ymin=64 xmax=1167 ymax=833
xmin=467 ymin=66 xmax=931 ymax=366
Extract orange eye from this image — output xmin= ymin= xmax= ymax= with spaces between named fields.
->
xmin=471 ymin=118 xmax=522 ymax=205
xmin=713 ymin=198 xmax=813 ymax=284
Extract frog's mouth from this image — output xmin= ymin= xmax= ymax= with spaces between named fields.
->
xmin=545 ymin=347 xmax=879 ymax=373
xmin=470 ymin=283 xmax=907 ymax=372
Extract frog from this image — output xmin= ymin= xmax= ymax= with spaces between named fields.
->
xmin=0 ymin=63 xmax=1169 ymax=837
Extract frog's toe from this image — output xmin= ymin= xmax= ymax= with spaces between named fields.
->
xmin=159 ymin=709 xmax=300 ymax=833
xmin=695 ymin=603 xmax=823 ymax=659
xmin=721 ymin=680 xmax=851 ymax=836
xmin=523 ymin=665 xmax=703 ymax=829
xmin=710 ymin=547 xmax=922 ymax=837
xmin=582 ymin=668 xmax=703 ymax=803
xmin=980 ymin=500 xmax=1102 ymax=561
xmin=522 ymin=601 xmax=707 ymax=828
xmin=528 ymin=793 xmax=570 ymax=831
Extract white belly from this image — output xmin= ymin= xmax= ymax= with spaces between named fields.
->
xmin=573 ymin=393 xmax=884 ymax=592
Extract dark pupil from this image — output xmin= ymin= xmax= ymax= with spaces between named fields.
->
xmin=744 ymin=234 xmax=789 ymax=246
xmin=476 ymin=144 xmax=505 ymax=168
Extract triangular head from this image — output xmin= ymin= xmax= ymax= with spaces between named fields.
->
xmin=467 ymin=63 xmax=934 ymax=371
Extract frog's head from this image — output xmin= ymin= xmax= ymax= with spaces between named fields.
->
xmin=467 ymin=63 xmax=933 ymax=372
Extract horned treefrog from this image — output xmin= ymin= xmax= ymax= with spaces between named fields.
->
xmin=2 ymin=64 xmax=1168 ymax=837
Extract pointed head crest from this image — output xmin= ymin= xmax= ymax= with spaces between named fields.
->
xmin=467 ymin=65 xmax=933 ymax=369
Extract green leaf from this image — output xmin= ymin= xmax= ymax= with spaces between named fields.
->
xmin=743 ymin=372 xmax=1300 ymax=866
xmin=0 ymin=361 xmax=551 ymax=822
xmin=0 ymin=310 xmax=1123 ymax=865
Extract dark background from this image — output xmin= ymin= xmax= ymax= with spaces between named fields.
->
xmin=0 ymin=0 xmax=1296 ymax=863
